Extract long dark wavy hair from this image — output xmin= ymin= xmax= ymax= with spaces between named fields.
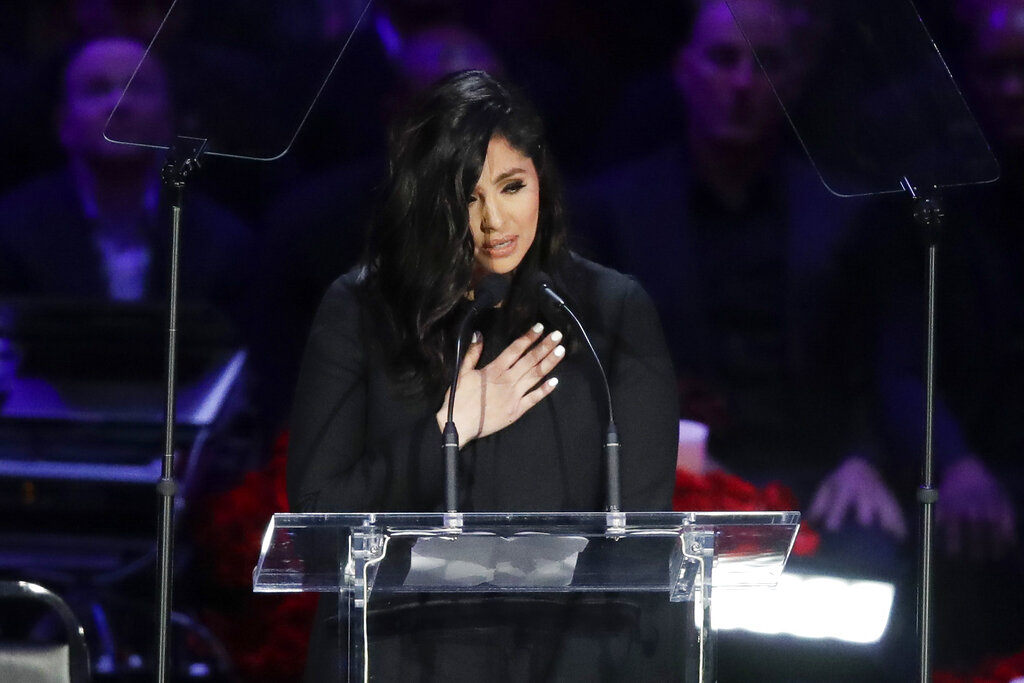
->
xmin=363 ymin=70 xmax=571 ymax=397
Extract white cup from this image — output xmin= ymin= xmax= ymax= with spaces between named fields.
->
xmin=677 ymin=419 xmax=709 ymax=474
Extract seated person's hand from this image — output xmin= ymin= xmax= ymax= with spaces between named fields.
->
xmin=937 ymin=455 xmax=1016 ymax=559
xmin=808 ymin=456 xmax=907 ymax=540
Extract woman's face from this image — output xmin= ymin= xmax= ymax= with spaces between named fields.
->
xmin=468 ymin=136 xmax=540 ymax=278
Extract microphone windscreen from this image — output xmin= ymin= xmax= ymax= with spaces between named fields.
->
xmin=472 ymin=273 xmax=511 ymax=310
xmin=529 ymin=270 xmax=554 ymax=290
xmin=531 ymin=270 xmax=566 ymax=308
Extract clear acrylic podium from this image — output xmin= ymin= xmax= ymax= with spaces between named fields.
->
xmin=254 ymin=511 xmax=799 ymax=682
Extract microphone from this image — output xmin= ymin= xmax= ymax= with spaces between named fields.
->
xmin=533 ymin=272 xmax=622 ymax=513
xmin=443 ymin=273 xmax=510 ymax=513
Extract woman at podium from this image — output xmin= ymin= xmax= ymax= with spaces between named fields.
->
xmin=287 ymin=70 xmax=680 ymax=682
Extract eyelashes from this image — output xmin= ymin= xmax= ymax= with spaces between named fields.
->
xmin=468 ymin=179 xmax=527 ymax=204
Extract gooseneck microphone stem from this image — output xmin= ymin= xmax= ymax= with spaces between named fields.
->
xmin=442 ymin=274 xmax=510 ymax=513
xmin=539 ymin=282 xmax=621 ymax=513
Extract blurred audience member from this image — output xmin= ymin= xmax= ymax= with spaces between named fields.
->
xmin=570 ymin=7 xmax=924 ymax=678
xmin=572 ymin=0 xmax=904 ymax=550
xmin=389 ymin=21 xmax=503 ymax=106
xmin=0 ymin=37 xmax=254 ymax=326
xmin=828 ymin=0 xmax=1024 ymax=669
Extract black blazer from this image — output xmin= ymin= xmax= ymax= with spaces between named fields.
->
xmin=287 ymin=254 xmax=679 ymax=515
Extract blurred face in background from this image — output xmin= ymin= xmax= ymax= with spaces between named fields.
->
xmin=59 ymin=38 xmax=171 ymax=164
xmin=398 ymin=23 xmax=503 ymax=94
xmin=674 ymin=0 xmax=795 ymax=149
xmin=965 ymin=0 xmax=1024 ymax=151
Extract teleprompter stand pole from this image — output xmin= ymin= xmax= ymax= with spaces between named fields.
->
xmin=901 ymin=177 xmax=943 ymax=683
xmin=155 ymin=136 xmax=208 ymax=683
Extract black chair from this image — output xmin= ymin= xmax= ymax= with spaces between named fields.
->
xmin=0 ymin=580 xmax=90 ymax=683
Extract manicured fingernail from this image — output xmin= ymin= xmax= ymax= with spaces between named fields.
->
xmin=550 ymin=330 xmax=563 ymax=343
xmin=532 ymin=322 xmax=544 ymax=334
xmin=553 ymin=345 xmax=565 ymax=358
xmin=471 ymin=331 xmax=481 ymax=344
xmin=547 ymin=377 xmax=559 ymax=388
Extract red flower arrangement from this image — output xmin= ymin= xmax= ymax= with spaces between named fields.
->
xmin=672 ymin=468 xmax=821 ymax=556
xmin=195 ymin=437 xmax=289 ymax=589
xmin=191 ymin=431 xmax=316 ymax=683
xmin=935 ymin=651 xmax=1024 ymax=683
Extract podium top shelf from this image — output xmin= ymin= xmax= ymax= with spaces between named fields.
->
xmin=254 ymin=511 xmax=801 ymax=597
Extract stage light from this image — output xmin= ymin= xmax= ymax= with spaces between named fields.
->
xmin=712 ymin=572 xmax=895 ymax=644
